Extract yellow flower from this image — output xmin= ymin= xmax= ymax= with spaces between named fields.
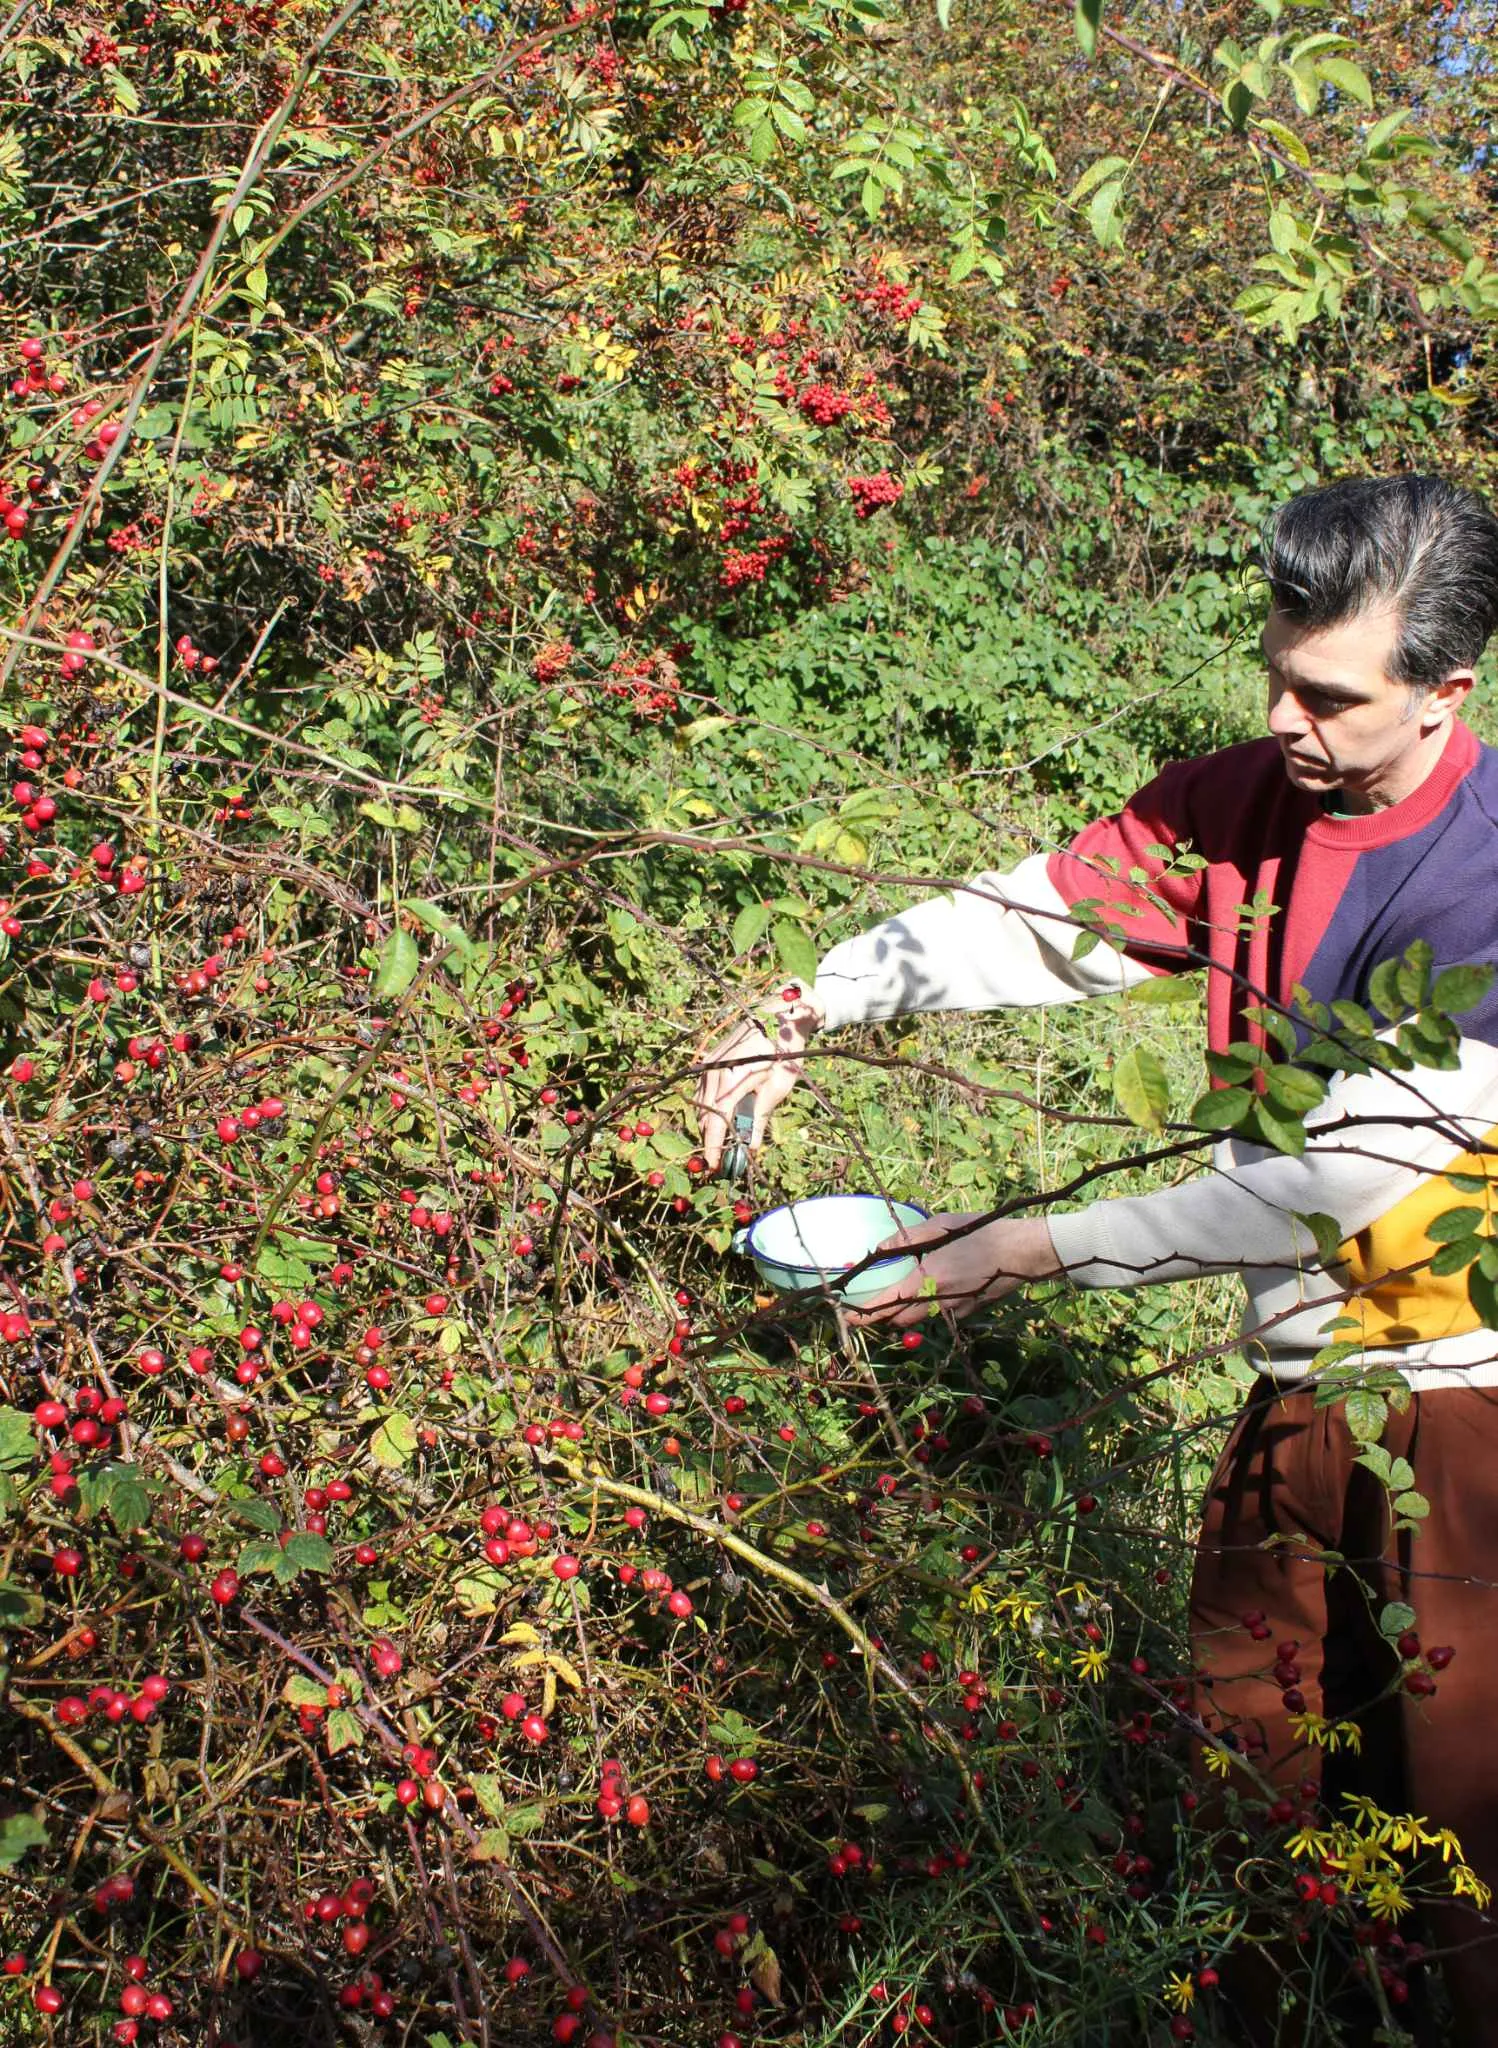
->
xmin=994 ymin=1592 xmax=1044 ymax=1630
xmin=1163 ymin=1974 xmax=1195 ymax=2013
xmin=1452 ymin=1866 xmax=1493 ymax=1908
xmin=1072 ymin=1645 xmax=1108 ymax=1683
xmin=1386 ymin=1814 xmax=1431 ymax=1856
xmin=1288 ymin=1712 xmax=1328 ymax=1748
xmin=1284 ymin=1824 xmax=1331 ymax=1862
xmin=1203 ymin=1744 xmax=1234 ymax=1778
xmin=1431 ymin=1827 xmax=1464 ymax=1866
xmin=1366 ymin=1877 xmax=1411 ymax=1921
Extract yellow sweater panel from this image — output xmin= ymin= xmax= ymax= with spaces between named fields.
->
xmin=1336 ymin=1133 xmax=1498 ymax=1349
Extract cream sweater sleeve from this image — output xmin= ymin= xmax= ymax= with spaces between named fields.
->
xmin=1046 ymin=1036 xmax=1498 ymax=1287
xmin=808 ymin=853 xmax=1160 ymax=1030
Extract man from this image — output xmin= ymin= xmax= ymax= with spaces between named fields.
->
xmin=695 ymin=474 xmax=1498 ymax=2043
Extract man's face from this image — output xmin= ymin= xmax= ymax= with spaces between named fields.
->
xmin=1261 ymin=604 xmax=1464 ymax=812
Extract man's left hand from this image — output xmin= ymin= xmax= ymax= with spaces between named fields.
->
xmin=845 ymin=1211 xmax=1063 ymax=1331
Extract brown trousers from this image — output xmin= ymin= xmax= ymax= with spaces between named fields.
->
xmin=1191 ymin=1379 xmax=1498 ymax=2044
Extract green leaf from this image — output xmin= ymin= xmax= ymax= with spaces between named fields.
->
xmin=1221 ymin=77 xmax=1255 ymax=130
xmin=1249 ymin=1098 xmax=1307 ymax=1156
xmin=283 ymin=1674 xmax=328 ymax=1707
xmin=234 ymin=1496 xmax=284 ymax=1534
xmin=370 ymin=1412 xmax=419 ymax=1468
xmin=1073 ymin=0 xmax=1103 ymax=56
xmin=1367 ymin=957 xmax=1405 ymax=1021
xmin=1379 ymin=1600 xmax=1417 ymax=1641
xmin=473 ymin=1825 xmax=511 ymax=1860
xmin=1361 ymin=107 xmax=1413 ymax=157
xmin=1125 ymin=975 xmax=1198 ymax=1007
xmin=470 ymin=1773 xmax=506 ymax=1819
xmin=1429 ymin=1236 xmax=1482 ymax=1276
xmin=1427 ymin=1207 xmax=1486 ymax=1243
xmin=1396 ymin=941 xmax=1434 ymax=1011
xmin=1392 ymin=1489 xmax=1430 ymax=1521
xmin=1264 ymin=1063 xmax=1324 ymax=1115
xmin=1317 ymin=55 xmax=1373 ymax=107
xmin=1355 ymin=1442 xmax=1391 ymax=1482
xmin=1113 ymin=1047 xmax=1171 ymax=1133
xmin=1068 ymin=154 xmax=1129 ymax=205
xmin=0 ymin=1405 xmax=31 ymax=1472
xmin=326 ymin=1707 xmax=363 ymax=1753
xmin=453 ymin=1565 xmax=507 ymax=1616
xmin=732 ymin=902 xmax=773 ymax=957
xmin=1297 ymin=1211 xmax=1346 ymax=1266
xmin=1433 ymin=964 xmax=1493 ymax=1016
xmin=1086 ymin=180 xmax=1126 ymax=249
xmin=1242 ymin=1003 xmax=1299 ymax=1056
xmin=1330 ymin=999 xmax=1376 ymax=1041
xmin=772 ymin=921 xmax=818 ymax=991
xmin=274 ymin=1532 xmax=334 ymax=1584
xmin=1206 ymin=1048 xmax=1259 ymax=1085
xmin=237 ymin=1537 xmax=285 ymax=1576
xmin=1252 ymin=117 xmax=1311 ymax=167
xmin=0 ymin=1812 xmax=46 ymax=1869
xmin=0 ymin=1580 xmax=42 ymax=1627
xmin=1343 ymin=1388 xmax=1387 ymax=1443
xmin=1191 ymin=1086 xmax=1253 ymax=1132
xmin=1469 ymin=1260 xmax=1498 ymax=1329
xmin=375 ymin=928 xmax=420 ymax=999
xmin=77 ymin=1462 xmax=151 ymax=1536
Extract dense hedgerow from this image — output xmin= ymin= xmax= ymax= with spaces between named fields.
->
xmin=0 ymin=0 xmax=1495 ymax=2040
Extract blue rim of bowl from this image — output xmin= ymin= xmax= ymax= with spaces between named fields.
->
xmin=743 ymin=1194 xmax=931 ymax=1275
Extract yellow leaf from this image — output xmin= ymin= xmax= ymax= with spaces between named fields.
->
xmin=501 ymin=1622 xmax=541 ymax=1646
xmin=548 ymin=1653 xmax=583 ymax=1691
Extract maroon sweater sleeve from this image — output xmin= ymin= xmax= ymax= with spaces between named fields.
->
xmin=1044 ymin=758 xmax=1208 ymax=976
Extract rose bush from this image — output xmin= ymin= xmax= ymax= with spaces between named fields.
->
xmin=0 ymin=0 xmax=1494 ymax=2039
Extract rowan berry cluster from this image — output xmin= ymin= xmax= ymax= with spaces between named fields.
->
xmin=719 ymin=536 xmax=789 ymax=588
xmin=851 ymin=276 xmax=923 ymax=322
xmin=798 ymin=382 xmax=854 ymax=426
xmin=603 ymin=648 xmax=680 ymax=720
xmin=847 ymin=469 xmax=904 ymax=518
xmin=532 ymin=637 xmax=575 ymax=683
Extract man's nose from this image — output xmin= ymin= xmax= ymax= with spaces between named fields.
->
xmin=1267 ymin=684 xmax=1309 ymax=738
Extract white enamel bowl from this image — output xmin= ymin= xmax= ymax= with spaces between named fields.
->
xmin=742 ymin=1194 xmax=929 ymax=1306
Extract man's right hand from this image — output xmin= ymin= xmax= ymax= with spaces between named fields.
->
xmin=695 ymin=996 xmax=822 ymax=1171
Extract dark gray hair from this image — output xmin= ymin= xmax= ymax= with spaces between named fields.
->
xmin=1259 ymin=475 xmax=1498 ymax=690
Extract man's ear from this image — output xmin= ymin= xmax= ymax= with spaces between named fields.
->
xmin=1421 ymin=669 xmax=1476 ymax=729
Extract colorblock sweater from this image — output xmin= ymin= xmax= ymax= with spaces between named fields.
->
xmin=807 ymin=721 xmax=1498 ymax=1386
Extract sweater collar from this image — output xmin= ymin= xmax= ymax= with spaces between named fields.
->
xmin=1302 ymin=719 xmax=1478 ymax=850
